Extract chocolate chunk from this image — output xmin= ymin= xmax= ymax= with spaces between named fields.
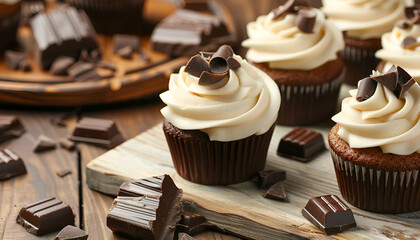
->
xmin=395 ymin=19 xmax=411 ymax=29
xmin=272 ymin=0 xmax=310 ymax=20
xmin=394 ymin=66 xmax=416 ymax=98
xmin=257 ymin=170 xmax=286 ymax=189
xmin=296 ymin=9 xmax=317 ymax=33
xmin=113 ymin=34 xmax=140 ymax=54
xmin=54 ymin=225 xmax=88 ymax=240
xmin=116 ymin=45 xmax=134 ymax=59
xmin=118 ymin=175 xmax=175 ymax=198
xmin=356 ymin=77 xmax=377 ymax=102
xmin=16 ymin=197 xmax=75 ymax=236
xmin=198 ymin=71 xmax=226 ymax=86
xmin=263 ymin=182 xmax=287 ymax=201
xmin=184 ymin=54 xmax=210 ymax=77
xmin=70 ymin=117 xmax=124 ymax=149
xmin=67 ymin=62 xmax=95 ymax=79
xmin=0 ymin=114 xmax=25 ymax=143
xmin=371 ymin=65 xmax=398 ymax=91
xmin=56 ymin=169 xmax=72 ymax=178
xmin=4 ymin=50 xmax=26 ymax=70
xmin=0 ymin=148 xmax=27 ymax=181
xmin=277 ymin=127 xmax=325 ymax=162
xmin=33 ymin=135 xmax=56 ymax=152
xmin=178 ymin=233 xmax=196 ymax=240
xmin=50 ymin=57 xmax=75 ymax=76
xmin=59 ymin=138 xmax=75 ymax=151
xmin=227 ymin=57 xmax=241 ymax=70
xmin=30 ymin=6 xmax=98 ymax=69
xmin=176 ymin=211 xmax=221 ymax=236
xmin=302 ymin=195 xmax=356 ymax=235
xmin=209 ymin=45 xmax=233 ymax=74
xmin=107 ymin=175 xmax=183 ymax=240
xmin=401 ymin=36 xmax=417 ymax=49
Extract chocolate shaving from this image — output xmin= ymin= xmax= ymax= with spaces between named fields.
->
xmin=200 ymin=51 xmax=213 ymax=60
xmin=371 ymin=65 xmax=398 ymax=91
xmin=272 ymin=0 xmax=310 ymax=20
xmin=402 ymin=36 xmax=418 ymax=50
xmin=227 ymin=57 xmax=241 ymax=70
xmin=198 ymin=71 xmax=226 ymax=86
xmin=56 ymin=169 xmax=72 ymax=178
xmin=356 ymin=77 xmax=377 ymax=102
xmin=184 ymin=54 xmax=210 ymax=77
xmin=263 ymin=182 xmax=287 ymax=201
xmin=296 ymin=9 xmax=317 ymax=33
xmin=394 ymin=66 xmax=416 ymax=98
xmin=209 ymin=45 xmax=233 ymax=74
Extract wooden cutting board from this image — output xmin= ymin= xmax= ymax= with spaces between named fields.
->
xmin=86 ymin=85 xmax=420 ymax=240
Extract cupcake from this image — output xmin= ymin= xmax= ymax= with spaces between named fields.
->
xmin=160 ymin=45 xmax=281 ymax=185
xmin=329 ymin=66 xmax=420 ymax=213
xmin=376 ymin=6 xmax=420 ymax=82
xmin=0 ymin=0 xmax=21 ymax=51
xmin=322 ymin=0 xmax=410 ymax=85
xmin=242 ymin=1 xmax=345 ymax=125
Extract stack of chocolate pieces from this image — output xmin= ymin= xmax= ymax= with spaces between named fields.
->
xmin=257 ymin=169 xmax=287 ymax=201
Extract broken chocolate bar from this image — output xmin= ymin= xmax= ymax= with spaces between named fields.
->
xmin=107 ymin=175 xmax=183 ymax=239
xmin=16 ymin=197 xmax=75 ymax=236
xmin=0 ymin=148 xmax=27 ymax=181
xmin=263 ymin=182 xmax=287 ymax=201
xmin=33 ymin=135 xmax=56 ymax=152
xmin=54 ymin=225 xmax=88 ymax=240
xmin=30 ymin=6 xmax=98 ymax=69
xmin=0 ymin=114 xmax=25 ymax=143
xmin=151 ymin=9 xmax=232 ymax=57
xmin=70 ymin=117 xmax=124 ymax=149
xmin=302 ymin=195 xmax=357 ymax=235
xmin=277 ymin=127 xmax=325 ymax=162
xmin=257 ymin=170 xmax=286 ymax=189
xmin=118 ymin=175 xmax=177 ymax=198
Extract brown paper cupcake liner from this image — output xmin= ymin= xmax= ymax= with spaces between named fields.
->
xmin=276 ymin=68 xmax=344 ymax=126
xmin=330 ymin=149 xmax=420 ymax=213
xmin=0 ymin=9 xmax=20 ymax=51
xmin=164 ymin=124 xmax=275 ymax=185
xmin=339 ymin=45 xmax=380 ymax=86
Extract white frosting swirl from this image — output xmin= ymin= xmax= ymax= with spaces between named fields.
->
xmin=242 ymin=9 xmax=344 ymax=70
xmin=160 ymin=55 xmax=281 ymax=142
xmin=322 ymin=0 xmax=410 ymax=39
xmin=332 ymin=77 xmax=420 ymax=155
xmin=376 ymin=25 xmax=420 ymax=82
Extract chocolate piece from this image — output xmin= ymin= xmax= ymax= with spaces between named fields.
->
xmin=184 ymin=54 xmax=210 ymax=77
xmin=116 ymin=46 xmax=134 ymax=59
xmin=302 ymin=195 xmax=356 ymax=235
xmin=176 ymin=211 xmax=221 ymax=235
xmin=198 ymin=71 xmax=226 ymax=86
xmin=33 ymin=135 xmax=56 ymax=152
xmin=371 ymin=65 xmax=398 ymax=91
xmin=0 ymin=114 xmax=25 ymax=143
xmin=263 ymin=181 xmax=287 ymax=200
xmin=50 ymin=56 xmax=75 ymax=76
xmin=200 ymin=51 xmax=213 ymax=60
xmin=107 ymin=175 xmax=183 ymax=240
xmin=227 ymin=57 xmax=240 ymax=70
xmin=178 ymin=232 xmax=196 ymax=240
xmin=394 ymin=66 xmax=416 ymax=98
xmin=272 ymin=0 xmax=310 ymax=20
xmin=54 ymin=225 xmax=88 ymax=240
xmin=59 ymin=138 xmax=75 ymax=151
xmin=67 ymin=62 xmax=95 ymax=79
xmin=118 ymin=175 xmax=175 ymax=197
xmin=70 ymin=117 xmax=124 ymax=149
xmin=277 ymin=127 xmax=325 ymax=162
xmin=16 ymin=197 xmax=75 ymax=236
xmin=30 ymin=6 xmax=98 ymax=69
xmin=56 ymin=169 xmax=72 ymax=178
xmin=209 ymin=45 xmax=233 ymax=74
xmin=296 ymin=9 xmax=317 ymax=33
xmin=113 ymin=34 xmax=140 ymax=54
xmin=151 ymin=9 xmax=231 ymax=57
xmin=4 ymin=50 xmax=26 ymax=70
xmin=356 ymin=77 xmax=377 ymax=102
xmin=405 ymin=6 xmax=420 ymax=24
xmin=395 ymin=19 xmax=411 ymax=29
xmin=0 ymin=148 xmax=27 ymax=180
xmin=257 ymin=170 xmax=286 ymax=189
xmin=402 ymin=36 xmax=417 ymax=49
xmin=19 ymin=59 xmax=32 ymax=72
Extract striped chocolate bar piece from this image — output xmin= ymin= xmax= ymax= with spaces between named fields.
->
xmin=277 ymin=127 xmax=325 ymax=162
xmin=302 ymin=195 xmax=356 ymax=235
xmin=118 ymin=175 xmax=175 ymax=197
xmin=16 ymin=197 xmax=75 ymax=236
xmin=0 ymin=148 xmax=26 ymax=180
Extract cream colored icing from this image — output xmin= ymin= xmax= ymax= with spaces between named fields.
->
xmin=160 ymin=55 xmax=281 ymax=142
xmin=332 ymin=73 xmax=420 ymax=155
xmin=242 ymin=8 xmax=343 ymax=70
xmin=322 ymin=0 xmax=411 ymax=39
xmin=376 ymin=25 xmax=420 ymax=82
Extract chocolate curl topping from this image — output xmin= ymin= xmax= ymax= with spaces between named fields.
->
xmin=200 ymin=52 xmax=213 ymax=60
xmin=296 ymin=9 xmax=317 ymax=33
xmin=198 ymin=71 xmax=226 ymax=86
xmin=356 ymin=77 xmax=377 ymax=102
xmin=184 ymin=54 xmax=210 ymax=77
xmin=209 ymin=45 xmax=234 ymax=74
xmin=406 ymin=6 xmax=420 ymax=24
xmin=227 ymin=57 xmax=241 ymax=70
xmin=371 ymin=65 xmax=398 ymax=91
xmin=401 ymin=36 xmax=418 ymax=50
xmin=394 ymin=66 xmax=416 ymax=98
xmin=272 ymin=0 xmax=310 ymax=20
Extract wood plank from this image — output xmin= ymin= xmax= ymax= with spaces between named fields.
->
xmin=85 ymin=85 xmax=420 ymax=240
xmin=0 ymin=109 xmax=79 ymax=239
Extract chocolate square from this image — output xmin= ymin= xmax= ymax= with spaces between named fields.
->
xmin=0 ymin=148 xmax=27 ymax=180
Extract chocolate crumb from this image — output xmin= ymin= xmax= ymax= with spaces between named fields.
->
xmin=56 ymin=169 xmax=72 ymax=178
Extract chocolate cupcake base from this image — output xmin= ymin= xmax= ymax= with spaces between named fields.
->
xmin=0 ymin=8 xmax=20 ymax=51
xmin=163 ymin=120 xmax=275 ymax=185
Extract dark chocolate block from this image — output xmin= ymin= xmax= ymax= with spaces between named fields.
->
xmin=0 ymin=148 xmax=27 ymax=180
xmin=0 ymin=114 xmax=25 ymax=143
xmin=277 ymin=127 xmax=325 ymax=162
xmin=16 ymin=197 xmax=75 ymax=236
xmin=118 ymin=175 xmax=176 ymax=198
xmin=257 ymin=170 xmax=286 ymax=189
xmin=107 ymin=175 xmax=183 ymax=239
xmin=263 ymin=182 xmax=287 ymax=201
xmin=302 ymin=195 xmax=357 ymax=235
xmin=70 ymin=117 xmax=124 ymax=149
xmin=33 ymin=135 xmax=56 ymax=152
xmin=30 ymin=6 xmax=98 ymax=69
xmin=151 ymin=9 xmax=233 ymax=57
xmin=54 ymin=225 xmax=88 ymax=240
